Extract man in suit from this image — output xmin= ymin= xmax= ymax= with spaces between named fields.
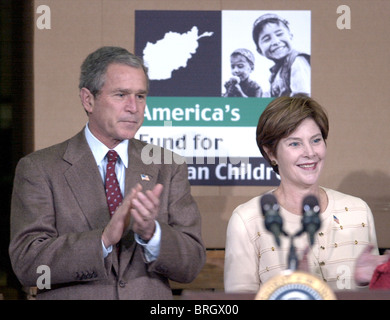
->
xmin=9 ymin=46 xmax=206 ymax=299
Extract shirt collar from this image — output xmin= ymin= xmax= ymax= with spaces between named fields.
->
xmin=84 ymin=123 xmax=129 ymax=168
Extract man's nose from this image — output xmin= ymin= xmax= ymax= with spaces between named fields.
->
xmin=125 ymin=95 xmax=137 ymax=112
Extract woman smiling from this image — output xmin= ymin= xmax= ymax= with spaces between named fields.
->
xmin=224 ymin=95 xmax=379 ymax=293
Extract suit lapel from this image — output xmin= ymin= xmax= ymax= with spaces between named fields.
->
xmin=62 ymin=130 xmax=110 ymax=230
xmin=63 ymin=130 xmax=120 ymax=272
xmin=124 ymin=139 xmax=160 ymax=194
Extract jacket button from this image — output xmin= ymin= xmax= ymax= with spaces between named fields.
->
xmin=156 ymin=265 xmax=168 ymax=274
xmin=119 ymin=280 xmax=126 ymax=288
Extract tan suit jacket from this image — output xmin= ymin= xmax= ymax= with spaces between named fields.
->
xmin=9 ymin=129 xmax=206 ymax=299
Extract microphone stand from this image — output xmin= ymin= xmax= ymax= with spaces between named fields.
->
xmin=286 ymin=195 xmax=321 ymax=271
xmin=284 ymin=228 xmax=306 ymax=272
xmin=287 ymin=235 xmax=299 ymax=271
xmin=261 ymin=194 xmax=319 ymax=272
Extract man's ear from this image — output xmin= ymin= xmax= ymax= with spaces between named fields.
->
xmin=79 ymin=87 xmax=94 ymax=113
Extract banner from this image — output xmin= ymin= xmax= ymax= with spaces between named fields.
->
xmin=135 ymin=10 xmax=311 ymax=185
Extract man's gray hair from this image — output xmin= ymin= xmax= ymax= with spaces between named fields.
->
xmin=79 ymin=46 xmax=149 ymax=96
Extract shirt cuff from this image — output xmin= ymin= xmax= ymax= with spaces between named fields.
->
xmin=135 ymin=221 xmax=161 ymax=262
xmin=102 ymin=239 xmax=113 ymax=258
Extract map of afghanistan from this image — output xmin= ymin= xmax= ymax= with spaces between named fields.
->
xmin=142 ymin=26 xmax=214 ymax=80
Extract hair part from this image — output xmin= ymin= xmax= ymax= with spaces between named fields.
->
xmin=79 ymin=46 xmax=149 ymax=97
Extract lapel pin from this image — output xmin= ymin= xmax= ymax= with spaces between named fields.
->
xmin=141 ymin=174 xmax=150 ymax=181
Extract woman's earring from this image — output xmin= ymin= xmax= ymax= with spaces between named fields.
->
xmin=271 ymin=160 xmax=277 ymax=167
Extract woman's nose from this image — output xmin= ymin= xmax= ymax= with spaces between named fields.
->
xmin=303 ymin=143 xmax=315 ymax=157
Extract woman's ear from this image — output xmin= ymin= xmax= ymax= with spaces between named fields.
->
xmin=263 ymin=146 xmax=274 ymax=162
xmin=79 ymin=87 xmax=94 ymax=114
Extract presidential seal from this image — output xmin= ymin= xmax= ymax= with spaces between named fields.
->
xmin=255 ymin=270 xmax=336 ymax=300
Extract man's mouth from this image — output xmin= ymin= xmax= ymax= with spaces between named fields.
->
xmin=120 ymin=119 xmax=137 ymax=124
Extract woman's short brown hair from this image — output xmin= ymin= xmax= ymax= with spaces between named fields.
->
xmin=256 ymin=95 xmax=329 ymax=174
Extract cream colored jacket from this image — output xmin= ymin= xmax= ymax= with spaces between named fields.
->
xmin=224 ymin=188 xmax=378 ymax=293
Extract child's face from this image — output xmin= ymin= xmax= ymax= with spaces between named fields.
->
xmin=257 ymin=22 xmax=293 ymax=61
xmin=230 ymin=55 xmax=252 ymax=81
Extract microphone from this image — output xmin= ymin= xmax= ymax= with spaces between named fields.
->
xmin=301 ymin=195 xmax=321 ymax=246
xmin=230 ymin=76 xmax=240 ymax=85
xmin=260 ymin=194 xmax=284 ymax=247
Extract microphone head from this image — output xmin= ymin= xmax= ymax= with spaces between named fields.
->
xmin=260 ymin=193 xmax=279 ymax=216
xmin=302 ymin=195 xmax=321 ymax=246
xmin=260 ymin=193 xmax=283 ymax=247
xmin=302 ymin=195 xmax=320 ymax=216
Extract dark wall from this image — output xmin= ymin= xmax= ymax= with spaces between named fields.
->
xmin=0 ymin=1 xmax=33 ymax=292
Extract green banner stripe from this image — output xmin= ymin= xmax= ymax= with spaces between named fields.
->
xmin=143 ymin=97 xmax=273 ymax=126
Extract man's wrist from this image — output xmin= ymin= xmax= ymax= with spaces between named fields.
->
xmin=102 ymin=233 xmax=109 ymax=248
xmin=101 ymin=239 xmax=113 ymax=258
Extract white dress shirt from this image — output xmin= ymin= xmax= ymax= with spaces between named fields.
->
xmin=84 ymin=124 xmax=161 ymax=262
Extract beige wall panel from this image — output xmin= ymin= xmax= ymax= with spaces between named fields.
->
xmin=34 ymin=0 xmax=103 ymax=147
xmin=33 ymin=0 xmax=390 ymax=248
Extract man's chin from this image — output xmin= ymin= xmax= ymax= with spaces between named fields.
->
xmin=119 ymin=124 xmax=142 ymax=138
xmin=116 ymin=131 xmax=138 ymax=141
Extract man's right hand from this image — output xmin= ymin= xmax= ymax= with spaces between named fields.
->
xmin=354 ymin=244 xmax=390 ymax=286
xmin=101 ymin=184 xmax=142 ymax=248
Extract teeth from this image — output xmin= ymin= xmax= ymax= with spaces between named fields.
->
xmin=299 ymin=164 xmax=315 ymax=168
xmin=272 ymin=46 xmax=285 ymax=53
